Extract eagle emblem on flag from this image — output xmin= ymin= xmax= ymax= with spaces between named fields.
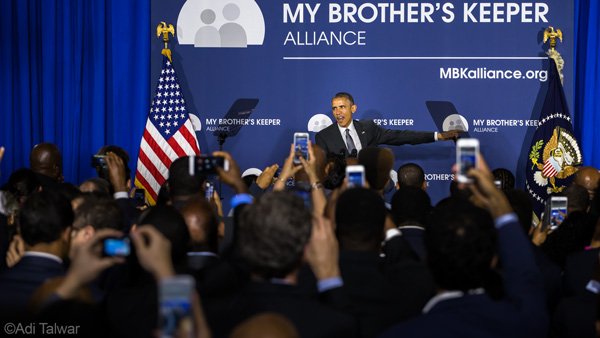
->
xmin=529 ymin=126 xmax=582 ymax=194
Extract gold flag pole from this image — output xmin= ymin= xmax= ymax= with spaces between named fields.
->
xmin=543 ymin=26 xmax=564 ymax=83
xmin=157 ymin=21 xmax=175 ymax=62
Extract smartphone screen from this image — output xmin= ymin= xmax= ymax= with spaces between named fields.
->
xmin=91 ymin=155 xmax=108 ymax=169
xmin=159 ymin=276 xmax=195 ymax=338
xmin=191 ymin=156 xmax=228 ymax=175
xmin=294 ymin=134 xmax=309 ymax=165
xmin=205 ymin=181 xmax=214 ymax=200
xmin=550 ymin=197 xmax=567 ymax=229
xmin=347 ymin=171 xmax=364 ymax=188
xmin=103 ymin=238 xmax=131 ymax=257
xmin=458 ymin=146 xmax=477 ymax=177
xmin=134 ymin=189 xmax=146 ymax=202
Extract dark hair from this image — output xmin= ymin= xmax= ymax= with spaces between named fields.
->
xmin=78 ymin=177 xmax=111 ymax=196
xmin=358 ymin=147 xmax=394 ymax=191
xmin=73 ymin=193 xmax=123 ymax=231
xmin=504 ymin=189 xmax=534 ymax=235
xmin=323 ymin=152 xmax=346 ymax=190
xmin=391 ymin=186 xmax=432 ymax=226
xmin=397 ymin=163 xmax=425 ymax=189
xmin=97 ymin=145 xmax=131 ymax=187
xmin=492 ymin=168 xmax=515 ymax=191
xmin=156 ymin=179 xmax=171 ymax=205
xmin=138 ymin=205 xmax=191 ymax=266
xmin=239 ymin=191 xmax=312 ymax=278
xmin=180 ymin=198 xmax=220 ymax=253
xmin=242 ymin=175 xmax=258 ymax=188
xmin=20 ymin=190 xmax=74 ymax=246
xmin=335 ymin=188 xmax=387 ymax=251
xmin=562 ymin=184 xmax=590 ymax=213
xmin=168 ymin=156 xmax=206 ymax=199
xmin=333 ymin=92 xmax=354 ymax=105
xmin=425 ymin=198 xmax=497 ymax=291
xmin=7 ymin=168 xmax=40 ymax=201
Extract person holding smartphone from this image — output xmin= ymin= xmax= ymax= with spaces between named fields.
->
xmin=315 ymin=92 xmax=461 ymax=157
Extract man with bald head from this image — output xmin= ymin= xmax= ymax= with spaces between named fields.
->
xmin=29 ymin=143 xmax=63 ymax=191
xmin=573 ymin=166 xmax=600 ymax=200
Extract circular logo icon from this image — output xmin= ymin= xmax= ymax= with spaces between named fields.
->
xmin=442 ymin=114 xmax=469 ymax=132
xmin=177 ymin=0 xmax=265 ymax=48
xmin=307 ymin=114 xmax=333 ymax=132
xmin=189 ymin=114 xmax=202 ymax=131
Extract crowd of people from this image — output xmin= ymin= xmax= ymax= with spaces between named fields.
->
xmin=0 ymin=140 xmax=599 ymax=338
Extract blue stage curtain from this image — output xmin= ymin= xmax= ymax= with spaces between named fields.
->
xmin=0 ymin=0 xmax=149 ymax=186
xmin=575 ymin=0 xmax=600 ymax=168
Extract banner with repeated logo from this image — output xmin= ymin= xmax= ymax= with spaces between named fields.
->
xmin=150 ymin=0 xmax=573 ymax=205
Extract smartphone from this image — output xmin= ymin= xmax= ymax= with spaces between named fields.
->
xmin=134 ymin=189 xmax=146 ymax=202
xmin=91 ymin=154 xmax=108 ymax=169
xmin=456 ymin=138 xmax=479 ymax=183
xmin=159 ymin=275 xmax=196 ymax=338
xmin=188 ymin=156 xmax=230 ymax=175
xmin=346 ymin=165 xmax=365 ymax=188
xmin=293 ymin=133 xmax=310 ymax=165
xmin=205 ymin=180 xmax=215 ymax=200
xmin=102 ymin=237 xmax=131 ymax=257
xmin=549 ymin=196 xmax=568 ymax=230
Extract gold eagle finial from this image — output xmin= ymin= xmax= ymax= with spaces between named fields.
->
xmin=157 ymin=22 xmax=175 ymax=62
xmin=543 ymin=26 xmax=563 ymax=51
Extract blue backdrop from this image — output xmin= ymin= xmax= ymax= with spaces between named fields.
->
xmin=1 ymin=0 xmax=598 ymax=208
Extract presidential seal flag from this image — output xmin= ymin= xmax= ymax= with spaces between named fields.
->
xmin=526 ymin=58 xmax=582 ymax=224
xmin=134 ymin=56 xmax=201 ymax=205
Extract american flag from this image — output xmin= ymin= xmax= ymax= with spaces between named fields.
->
xmin=135 ymin=56 xmax=201 ymax=205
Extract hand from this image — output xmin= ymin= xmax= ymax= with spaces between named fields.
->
xmin=454 ymin=154 xmax=512 ymax=219
xmin=212 ymin=151 xmax=248 ymax=195
xmin=105 ymin=152 xmax=128 ymax=193
xmin=56 ymin=229 xmax=125 ymax=299
xmin=256 ymin=164 xmax=279 ymax=190
xmin=6 ymin=234 xmax=24 ymax=268
xmin=273 ymin=144 xmax=302 ymax=191
xmin=0 ymin=146 xmax=4 ymax=178
xmin=438 ymin=130 xmax=462 ymax=141
xmin=531 ymin=220 xmax=554 ymax=246
xmin=305 ymin=215 xmax=340 ymax=281
xmin=130 ymin=226 xmax=175 ymax=280
xmin=212 ymin=189 xmax=224 ymax=217
xmin=298 ymin=141 xmax=318 ymax=183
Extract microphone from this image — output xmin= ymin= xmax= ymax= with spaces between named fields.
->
xmin=350 ymin=149 xmax=357 ymax=158
xmin=339 ymin=148 xmax=347 ymax=158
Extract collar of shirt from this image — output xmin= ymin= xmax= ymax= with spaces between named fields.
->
xmin=187 ymin=252 xmax=218 ymax=257
xmin=22 ymin=251 xmax=64 ymax=265
xmin=422 ymin=288 xmax=485 ymax=314
xmin=337 ymin=120 xmax=362 ymax=152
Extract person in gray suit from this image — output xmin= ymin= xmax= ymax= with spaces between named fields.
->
xmin=315 ymin=92 xmax=460 ymax=157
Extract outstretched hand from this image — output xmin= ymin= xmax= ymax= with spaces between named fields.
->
xmin=438 ymin=130 xmax=462 ymax=142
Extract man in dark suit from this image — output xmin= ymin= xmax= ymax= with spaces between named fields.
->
xmin=0 ymin=190 xmax=73 ymax=317
xmin=380 ymin=157 xmax=548 ymax=338
xmin=315 ymin=92 xmax=459 ymax=157
xmin=335 ymin=188 xmax=434 ymax=337
xmin=205 ymin=191 xmax=357 ymax=338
